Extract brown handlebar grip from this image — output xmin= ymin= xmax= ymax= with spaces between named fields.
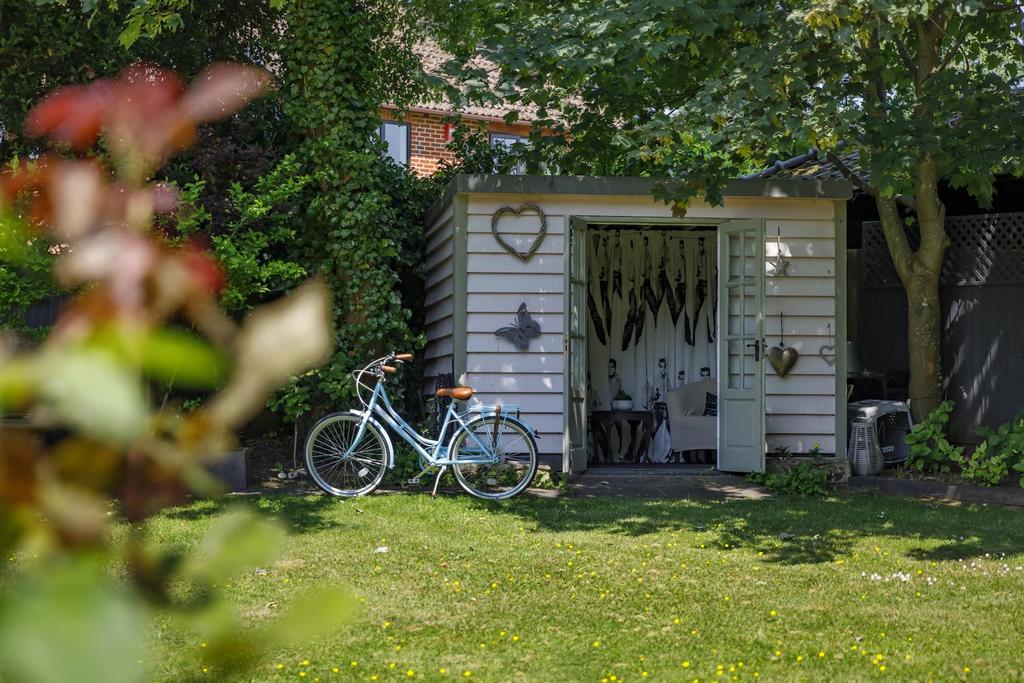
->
xmin=382 ymin=365 xmax=398 ymax=374
xmin=395 ymin=353 xmax=413 ymax=361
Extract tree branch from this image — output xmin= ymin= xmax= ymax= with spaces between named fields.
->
xmin=875 ymin=196 xmax=915 ymax=285
xmin=826 ymin=151 xmax=917 ymax=211
xmin=892 ymin=33 xmax=917 ymax=75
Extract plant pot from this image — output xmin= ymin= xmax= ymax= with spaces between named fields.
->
xmin=205 ymin=448 xmax=248 ymax=492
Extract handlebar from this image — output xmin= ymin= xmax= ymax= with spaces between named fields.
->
xmin=352 ymin=353 xmax=413 ymax=406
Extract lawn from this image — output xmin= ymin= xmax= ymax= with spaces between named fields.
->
xmin=145 ymin=492 xmax=1024 ymax=682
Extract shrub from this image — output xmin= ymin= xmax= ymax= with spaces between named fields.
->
xmin=904 ymin=400 xmax=963 ymax=474
xmin=748 ymin=461 xmax=830 ymax=496
xmin=959 ymin=411 xmax=1024 ymax=487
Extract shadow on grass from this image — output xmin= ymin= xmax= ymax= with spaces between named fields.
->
xmin=161 ymin=494 xmax=351 ymax=534
xmin=466 ymin=493 xmax=1024 ymax=566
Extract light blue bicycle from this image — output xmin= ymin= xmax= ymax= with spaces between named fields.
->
xmin=304 ymin=352 xmax=539 ymax=500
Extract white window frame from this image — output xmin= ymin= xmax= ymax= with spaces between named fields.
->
xmin=489 ymin=133 xmax=528 ymax=174
xmin=379 ymin=120 xmax=411 ymax=167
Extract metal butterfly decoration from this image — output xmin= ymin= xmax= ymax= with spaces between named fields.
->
xmin=495 ymin=303 xmax=542 ymax=350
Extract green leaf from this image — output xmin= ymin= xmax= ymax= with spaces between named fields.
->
xmin=264 ymin=586 xmax=355 ymax=645
xmin=0 ymin=558 xmax=146 ymax=683
xmin=40 ymin=348 xmax=147 ymax=444
xmin=139 ymin=328 xmax=227 ymax=389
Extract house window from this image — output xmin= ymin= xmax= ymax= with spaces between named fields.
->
xmin=380 ymin=121 xmax=410 ymax=166
xmin=490 ymin=133 xmax=528 ymax=174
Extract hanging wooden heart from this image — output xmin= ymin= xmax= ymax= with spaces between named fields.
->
xmin=768 ymin=311 xmax=799 ymax=377
xmin=491 ymin=203 xmax=547 ymax=262
xmin=767 ymin=344 xmax=799 ymax=377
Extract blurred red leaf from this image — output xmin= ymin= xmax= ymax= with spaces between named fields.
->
xmin=179 ymin=242 xmax=226 ymax=295
xmin=26 ymin=81 xmax=118 ymax=150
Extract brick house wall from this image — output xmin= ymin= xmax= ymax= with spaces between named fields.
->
xmin=381 ymin=107 xmax=532 ymax=176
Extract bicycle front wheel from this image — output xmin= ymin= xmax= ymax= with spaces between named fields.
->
xmin=305 ymin=413 xmax=389 ymax=496
xmin=450 ymin=416 xmax=538 ymax=500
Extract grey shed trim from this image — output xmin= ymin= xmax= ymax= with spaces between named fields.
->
xmin=425 ymin=174 xmax=853 ymax=224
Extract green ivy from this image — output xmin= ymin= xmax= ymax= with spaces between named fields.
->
xmin=270 ymin=0 xmax=439 ymax=422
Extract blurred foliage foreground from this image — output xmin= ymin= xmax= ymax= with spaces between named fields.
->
xmin=0 ymin=64 xmax=354 ymax=682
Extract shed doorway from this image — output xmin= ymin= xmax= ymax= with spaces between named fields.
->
xmin=564 ymin=217 xmax=766 ymax=475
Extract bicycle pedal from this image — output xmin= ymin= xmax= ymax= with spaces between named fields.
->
xmin=408 ymin=477 xmax=421 ymax=485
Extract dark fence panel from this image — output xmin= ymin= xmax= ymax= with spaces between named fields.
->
xmin=856 ymin=213 xmax=1024 ymax=444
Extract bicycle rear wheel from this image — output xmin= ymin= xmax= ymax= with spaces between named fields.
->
xmin=305 ymin=413 xmax=389 ymax=496
xmin=449 ymin=416 xmax=538 ymax=500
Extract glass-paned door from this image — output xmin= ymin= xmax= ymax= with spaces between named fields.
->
xmin=564 ymin=218 xmax=588 ymax=473
xmin=716 ymin=219 xmax=766 ymax=472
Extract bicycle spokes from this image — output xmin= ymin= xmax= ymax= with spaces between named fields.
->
xmin=451 ymin=416 xmax=538 ymax=500
xmin=306 ymin=414 xmax=389 ymax=496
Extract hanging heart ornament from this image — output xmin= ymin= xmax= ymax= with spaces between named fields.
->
xmin=491 ymin=203 xmax=547 ymax=262
xmin=819 ymin=343 xmax=837 ymax=366
xmin=767 ymin=344 xmax=799 ymax=377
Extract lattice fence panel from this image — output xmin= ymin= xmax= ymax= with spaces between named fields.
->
xmin=862 ymin=212 xmax=1024 ymax=288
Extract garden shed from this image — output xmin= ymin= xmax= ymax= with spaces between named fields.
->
xmin=423 ymin=175 xmax=853 ymax=474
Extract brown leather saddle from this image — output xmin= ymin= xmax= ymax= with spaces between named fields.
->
xmin=435 ymin=386 xmax=474 ymax=401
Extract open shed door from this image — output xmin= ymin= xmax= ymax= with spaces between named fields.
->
xmin=717 ymin=219 xmax=766 ymax=473
xmin=564 ymin=218 xmax=588 ymax=474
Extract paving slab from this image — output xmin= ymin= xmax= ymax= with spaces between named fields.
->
xmin=571 ymin=471 xmax=771 ymax=501
xmin=849 ymin=476 xmax=1024 ymax=508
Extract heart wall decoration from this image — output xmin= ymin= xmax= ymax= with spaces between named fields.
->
xmin=819 ymin=322 xmax=837 ymax=367
xmin=768 ymin=312 xmax=800 ymax=377
xmin=491 ymin=203 xmax=547 ymax=262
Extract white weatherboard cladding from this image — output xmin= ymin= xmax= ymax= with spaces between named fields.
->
xmin=428 ymin=191 xmax=840 ymax=455
xmin=422 ymin=203 xmax=455 ymax=392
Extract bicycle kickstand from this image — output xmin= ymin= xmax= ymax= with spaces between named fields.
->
xmin=431 ymin=466 xmax=448 ymax=497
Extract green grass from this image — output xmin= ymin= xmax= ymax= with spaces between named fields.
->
xmin=145 ymin=492 xmax=1024 ymax=682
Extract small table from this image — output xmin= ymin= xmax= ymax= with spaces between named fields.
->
xmin=589 ymin=410 xmax=654 ymax=464
xmin=847 ymin=371 xmax=889 ymax=401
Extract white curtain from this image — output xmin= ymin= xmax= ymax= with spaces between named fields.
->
xmin=586 ymin=228 xmax=717 ymax=462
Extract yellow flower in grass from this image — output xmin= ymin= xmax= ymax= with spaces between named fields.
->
xmin=439 ymin=668 xmax=447 ymax=674
xmin=406 ymin=670 xmax=415 ymax=677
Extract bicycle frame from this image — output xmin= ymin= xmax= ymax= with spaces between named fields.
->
xmin=345 ymin=379 xmax=504 ymax=469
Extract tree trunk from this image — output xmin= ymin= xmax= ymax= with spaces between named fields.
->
xmin=904 ymin=264 xmax=943 ymax=419
xmin=874 ymin=178 xmax=947 ymax=422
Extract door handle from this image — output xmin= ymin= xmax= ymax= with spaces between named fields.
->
xmin=746 ymin=339 xmax=764 ymax=362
